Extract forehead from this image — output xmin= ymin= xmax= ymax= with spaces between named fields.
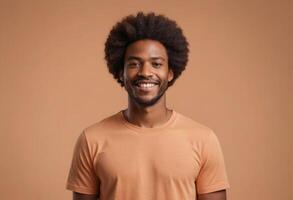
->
xmin=124 ymin=39 xmax=167 ymax=60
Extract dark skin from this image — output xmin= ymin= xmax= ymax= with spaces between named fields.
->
xmin=121 ymin=39 xmax=174 ymax=128
xmin=72 ymin=40 xmax=227 ymax=200
xmin=73 ymin=192 xmax=98 ymax=200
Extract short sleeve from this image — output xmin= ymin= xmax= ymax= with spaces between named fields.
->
xmin=66 ymin=131 xmax=100 ymax=195
xmin=196 ymin=131 xmax=230 ymax=194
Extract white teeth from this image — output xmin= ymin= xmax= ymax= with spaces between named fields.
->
xmin=138 ymin=83 xmax=156 ymax=88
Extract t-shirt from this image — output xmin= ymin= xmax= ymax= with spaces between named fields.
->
xmin=66 ymin=110 xmax=230 ymax=200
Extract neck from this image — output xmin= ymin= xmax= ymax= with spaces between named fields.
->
xmin=123 ymin=94 xmax=172 ymax=128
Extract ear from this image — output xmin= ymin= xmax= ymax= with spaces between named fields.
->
xmin=168 ymin=69 xmax=174 ymax=82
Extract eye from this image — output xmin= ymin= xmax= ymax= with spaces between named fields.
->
xmin=127 ymin=62 xmax=141 ymax=68
xmin=152 ymin=62 xmax=162 ymax=68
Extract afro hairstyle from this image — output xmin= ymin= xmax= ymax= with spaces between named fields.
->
xmin=104 ymin=12 xmax=189 ymax=87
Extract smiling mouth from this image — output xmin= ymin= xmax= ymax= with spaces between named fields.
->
xmin=134 ymin=82 xmax=159 ymax=91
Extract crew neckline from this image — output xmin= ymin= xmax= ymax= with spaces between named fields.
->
xmin=119 ymin=109 xmax=177 ymax=133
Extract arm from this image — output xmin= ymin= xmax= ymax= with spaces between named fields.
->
xmin=66 ymin=132 xmax=100 ymax=198
xmin=197 ymin=189 xmax=226 ymax=200
xmin=73 ymin=192 xmax=99 ymax=200
xmin=196 ymin=131 xmax=229 ymax=198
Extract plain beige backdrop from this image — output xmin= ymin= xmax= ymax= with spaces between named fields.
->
xmin=1 ymin=0 xmax=292 ymax=199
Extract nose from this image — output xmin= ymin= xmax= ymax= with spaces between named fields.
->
xmin=138 ymin=61 xmax=153 ymax=77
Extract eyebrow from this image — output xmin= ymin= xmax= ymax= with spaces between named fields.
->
xmin=126 ymin=56 xmax=166 ymax=61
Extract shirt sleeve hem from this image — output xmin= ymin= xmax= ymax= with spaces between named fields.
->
xmin=66 ymin=182 xmax=98 ymax=195
xmin=197 ymin=181 xmax=230 ymax=194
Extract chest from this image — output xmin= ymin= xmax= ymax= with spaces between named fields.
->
xmin=94 ymin=133 xmax=201 ymax=184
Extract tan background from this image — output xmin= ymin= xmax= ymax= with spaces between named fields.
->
xmin=1 ymin=0 xmax=292 ymax=199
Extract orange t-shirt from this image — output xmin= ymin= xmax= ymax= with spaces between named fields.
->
xmin=66 ymin=110 xmax=230 ymax=199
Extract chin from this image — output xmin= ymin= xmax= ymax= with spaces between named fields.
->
xmin=133 ymin=95 xmax=162 ymax=107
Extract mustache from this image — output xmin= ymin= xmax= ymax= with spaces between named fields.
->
xmin=133 ymin=78 xmax=160 ymax=84
xmin=131 ymin=75 xmax=159 ymax=84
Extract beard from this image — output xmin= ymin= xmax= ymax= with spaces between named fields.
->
xmin=126 ymin=79 xmax=169 ymax=107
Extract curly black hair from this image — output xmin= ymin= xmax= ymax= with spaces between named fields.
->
xmin=104 ymin=12 xmax=189 ymax=87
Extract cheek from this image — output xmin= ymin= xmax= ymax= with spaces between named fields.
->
xmin=124 ymin=70 xmax=137 ymax=81
xmin=158 ymin=71 xmax=170 ymax=80
xmin=125 ymin=66 xmax=139 ymax=75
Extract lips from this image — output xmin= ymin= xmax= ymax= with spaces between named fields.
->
xmin=134 ymin=80 xmax=159 ymax=85
xmin=134 ymin=80 xmax=159 ymax=92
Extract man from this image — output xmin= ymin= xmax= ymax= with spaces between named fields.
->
xmin=66 ymin=12 xmax=230 ymax=200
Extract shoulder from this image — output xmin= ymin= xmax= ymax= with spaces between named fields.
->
xmin=83 ymin=111 xmax=122 ymax=140
xmin=174 ymin=111 xmax=215 ymax=139
xmin=75 ymin=111 xmax=122 ymax=153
